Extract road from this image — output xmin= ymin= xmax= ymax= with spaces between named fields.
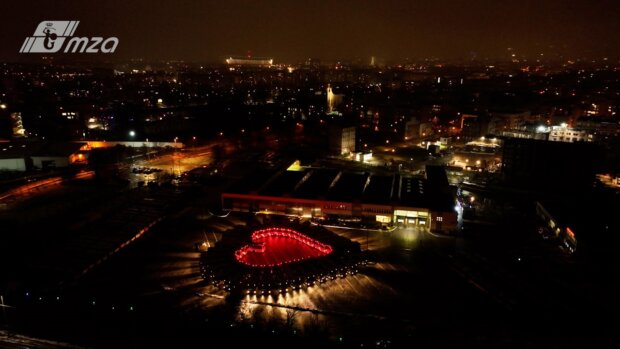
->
xmin=0 ymin=170 xmax=94 ymax=204
xmin=0 ymin=331 xmax=87 ymax=349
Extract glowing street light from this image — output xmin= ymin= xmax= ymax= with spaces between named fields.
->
xmin=129 ymin=130 xmax=136 ymax=137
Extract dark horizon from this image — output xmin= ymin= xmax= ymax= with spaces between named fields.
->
xmin=1 ymin=0 xmax=619 ymax=63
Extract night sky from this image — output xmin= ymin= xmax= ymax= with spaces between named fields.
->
xmin=1 ymin=0 xmax=619 ymax=63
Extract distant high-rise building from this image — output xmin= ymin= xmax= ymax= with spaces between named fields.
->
xmin=327 ymin=84 xmax=335 ymax=113
xmin=11 ymin=112 xmax=26 ymax=137
xmin=404 ymin=117 xmax=421 ymax=140
xmin=326 ymin=84 xmax=343 ymax=114
xmin=329 ymin=126 xmax=356 ymax=155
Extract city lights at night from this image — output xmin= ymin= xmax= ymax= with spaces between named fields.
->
xmin=1 ymin=1 xmax=620 ymax=348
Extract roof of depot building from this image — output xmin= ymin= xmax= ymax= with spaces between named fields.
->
xmin=224 ymin=165 xmax=455 ymax=212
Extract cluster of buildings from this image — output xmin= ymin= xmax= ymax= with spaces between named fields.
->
xmin=0 ymin=142 xmax=89 ymax=172
xmin=461 ymin=110 xmax=620 ymax=146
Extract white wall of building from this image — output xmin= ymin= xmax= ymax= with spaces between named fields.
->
xmin=0 ymin=158 xmax=27 ymax=171
xmin=549 ymin=126 xmax=593 ymax=143
xmin=31 ymin=156 xmax=69 ymax=169
xmin=340 ymin=127 xmax=356 ymax=154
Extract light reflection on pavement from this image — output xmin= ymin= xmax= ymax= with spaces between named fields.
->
xmin=75 ymin=211 xmax=482 ymax=342
xmin=179 ymin=216 xmax=443 ymax=335
xmin=115 ymin=145 xmax=216 ymax=186
xmin=0 ymin=170 xmax=94 ymax=204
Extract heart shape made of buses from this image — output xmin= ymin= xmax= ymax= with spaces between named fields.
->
xmin=234 ymin=227 xmax=333 ymax=267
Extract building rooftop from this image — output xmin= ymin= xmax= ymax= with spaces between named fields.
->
xmin=398 ymin=177 xmax=428 ymax=208
xmin=327 ymin=172 xmax=369 ymax=202
xmin=32 ymin=142 xmax=84 ymax=157
xmin=426 ymin=165 xmax=449 ymax=187
xmin=228 ymin=168 xmax=278 ymax=194
xmin=294 ymin=168 xmax=339 ymax=199
xmin=226 ymin=165 xmax=455 ymax=213
xmin=362 ymin=175 xmax=396 ymax=204
xmin=260 ymin=170 xmax=307 ymax=197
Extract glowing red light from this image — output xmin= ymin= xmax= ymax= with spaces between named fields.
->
xmin=235 ymin=227 xmax=333 ymax=267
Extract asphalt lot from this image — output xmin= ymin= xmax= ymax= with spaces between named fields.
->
xmin=3 ymin=200 xmax=620 ymax=348
xmin=2 ymin=208 xmax=569 ymax=347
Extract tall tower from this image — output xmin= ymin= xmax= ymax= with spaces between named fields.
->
xmin=327 ymin=84 xmax=335 ymax=113
xmin=11 ymin=112 xmax=26 ymax=137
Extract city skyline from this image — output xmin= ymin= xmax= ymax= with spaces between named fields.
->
xmin=1 ymin=0 xmax=620 ymax=63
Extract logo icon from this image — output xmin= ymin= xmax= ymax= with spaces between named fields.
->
xmin=42 ymin=23 xmax=58 ymax=50
xmin=20 ymin=21 xmax=78 ymax=53
xmin=20 ymin=21 xmax=118 ymax=54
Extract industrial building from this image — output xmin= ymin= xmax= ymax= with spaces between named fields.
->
xmin=222 ymin=165 xmax=458 ymax=233
xmin=0 ymin=142 xmax=88 ymax=171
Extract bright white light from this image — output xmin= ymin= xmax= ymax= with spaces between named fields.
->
xmin=129 ymin=130 xmax=136 ymax=137
xmin=560 ymin=122 xmax=568 ymax=128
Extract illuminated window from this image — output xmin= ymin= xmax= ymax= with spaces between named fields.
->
xmin=436 ymin=216 xmax=443 ymax=222
xmin=394 ymin=209 xmax=428 ymax=218
xmin=376 ymin=215 xmax=391 ymax=223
